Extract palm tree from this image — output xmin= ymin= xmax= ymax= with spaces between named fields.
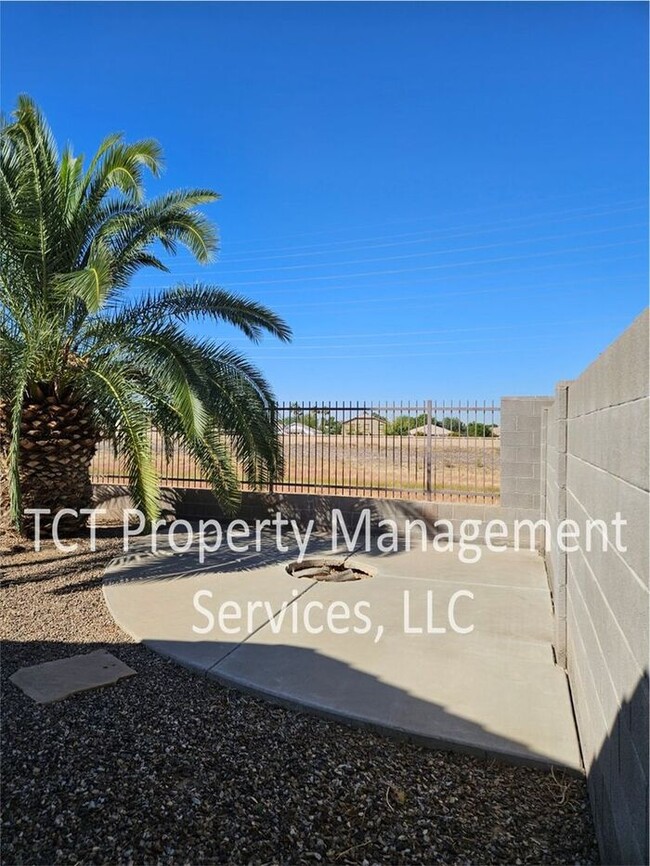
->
xmin=0 ymin=95 xmax=291 ymax=534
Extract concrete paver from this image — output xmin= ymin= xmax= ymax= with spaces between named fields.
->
xmin=10 ymin=650 xmax=136 ymax=703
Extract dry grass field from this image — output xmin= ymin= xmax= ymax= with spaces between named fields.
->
xmin=92 ymin=432 xmax=500 ymax=503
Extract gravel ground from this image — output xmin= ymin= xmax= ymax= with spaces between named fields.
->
xmin=1 ymin=531 xmax=599 ymax=866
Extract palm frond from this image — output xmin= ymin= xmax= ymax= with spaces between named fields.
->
xmin=53 ymin=240 xmax=113 ymax=313
xmin=109 ymin=284 xmax=292 ymax=343
xmin=82 ymin=359 xmax=160 ymax=522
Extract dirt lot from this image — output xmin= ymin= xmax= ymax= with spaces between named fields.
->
xmin=92 ymin=435 xmax=500 ymax=504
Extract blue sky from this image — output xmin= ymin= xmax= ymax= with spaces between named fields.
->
xmin=2 ymin=2 xmax=648 ymax=402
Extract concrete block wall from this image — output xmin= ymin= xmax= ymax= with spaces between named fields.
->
xmin=541 ymin=383 xmax=570 ymax=666
xmin=542 ymin=309 xmax=649 ymax=865
xmin=500 ymin=396 xmax=554 ymax=511
xmin=92 ymin=484 xmax=540 ymax=546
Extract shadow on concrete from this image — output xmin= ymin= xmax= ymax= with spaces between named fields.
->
xmin=5 ymin=633 xmax=575 ymax=776
xmin=1 ymin=526 xmax=390 ymax=595
xmin=100 ymin=532 xmax=418 ymax=589
xmin=163 ymin=637 xmax=584 ymax=773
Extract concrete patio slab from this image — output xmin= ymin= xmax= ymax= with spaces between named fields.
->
xmin=103 ymin=534 xmax=582 ymax=771
xmin=104 ymin=544 xmax=320 ymax=672
xmin=218 ymin=575 xmax=575 ymax=766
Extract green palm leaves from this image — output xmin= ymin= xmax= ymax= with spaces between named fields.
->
xmin=0 ymin=95 xmax=291 ymax=529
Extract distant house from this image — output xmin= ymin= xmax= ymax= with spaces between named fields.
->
xmin=490 ymin=425 xmax=500 ymax=438
xmin=282 ymin=423 xmax=317 ymax=435
xmin=341 ymin=415 xmax=387 ymax=436
xmin=408 ymin=423 xmax=452 ymax=437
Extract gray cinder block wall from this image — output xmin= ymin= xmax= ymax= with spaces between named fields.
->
xmin=543 ymin=309 xmax=649 ymax=865
xmin=541 ymin=382 xmax=571 ymax=666
xmin=500 ymin=396 xmax=554 ymax=511
xmin=92 ymin=485 xmax=540 ymax=546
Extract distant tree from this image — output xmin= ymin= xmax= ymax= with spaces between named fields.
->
xmin=466 ymin=422 xmax=493 ymax=437
xmin=386 ymin=413 xmax=427 ymax=435
xmin=282 ymin=408 xmax=343 ymax=433
xmin=319 ymin=411 xmax=342 ymax=435
xmin=442 ymin=417 xmax=467 ymax=434
xmin=283 ymin=410 xmax=317 ymax=429
xmin=288 ymin=402 xmax=302 ymax=422
xmin=387 ymin=416 xmax=415 ymax=436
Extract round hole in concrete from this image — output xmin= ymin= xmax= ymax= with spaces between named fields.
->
xmin=285 ymin=557 xmax=374 ymax=582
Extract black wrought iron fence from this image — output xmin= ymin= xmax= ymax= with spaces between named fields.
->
xmin=91 ymin=400 xmax=501 ymax=503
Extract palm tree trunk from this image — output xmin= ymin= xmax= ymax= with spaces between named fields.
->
xmin=1 ymin=394 xmax=99 ymax=536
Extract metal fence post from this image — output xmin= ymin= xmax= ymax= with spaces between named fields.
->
xmin=425 ymin=399 xmax=432 ymax=500
xmin=269 ymin=402 xmax=276 ymax=494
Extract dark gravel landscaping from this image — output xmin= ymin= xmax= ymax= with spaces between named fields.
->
xmin=1 ymin=531 xmax=599 ymax=865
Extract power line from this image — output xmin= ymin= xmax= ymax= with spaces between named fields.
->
xmin=207 ymin=238 xmax=646 ymax=287
xmin=215 ymin=310 xmax=634 ymax=345
xmin=208 ymin=184 xmax=646 ymax=249
xmin=249 ymin=327 xmax=624 ymax=361
xmin=253 ymin=264 xmax=646 ymax=311
xmin=125 ymin=254 xmax=645 ymax=302
xmin=185 ymin=222 xmax=645 ymax=277
xmin=167 ymin=199 xmax=646 ymax=264
xmin=227 ymin=317 xmax=614 ymax=352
